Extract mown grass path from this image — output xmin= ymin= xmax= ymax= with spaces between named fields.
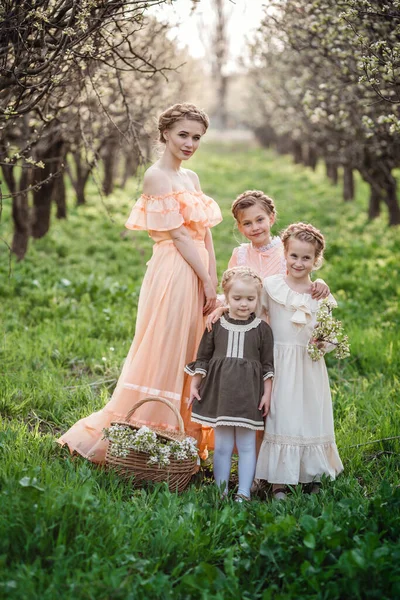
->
xmin=1 ymin=143 xmax=399 ymax=599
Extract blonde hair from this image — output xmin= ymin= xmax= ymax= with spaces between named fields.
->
xmin=158 ymin=103 xmax=209 ymax=143
xmin=221 ymin=266 xmax=263 ymax=300
xmin=231 ymin=190 xmax=277 ymax=223
xmin=281 ymin=222 xmax=325 ymax=269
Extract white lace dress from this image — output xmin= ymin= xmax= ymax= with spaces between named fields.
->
xmin=255 ymin=274 xmax=343 ymax=484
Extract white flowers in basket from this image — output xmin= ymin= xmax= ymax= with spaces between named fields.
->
xmin=103 ymin=424 xmax=198 ymax=467
xmin=307 ymin=299 xmax=350 ymax=361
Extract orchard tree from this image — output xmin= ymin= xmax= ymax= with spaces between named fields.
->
xmin=65 ymin=16 xmax=206 ymax=205
xmin=247 ymin=0 xmax=400 ymax=225
xmin=0 ymin=0 xmax=178 ymax=258
xmin=0 ymin=0 xmax=169 ymax=122
xmin=342 ymin=0 xmax=400 ymax=132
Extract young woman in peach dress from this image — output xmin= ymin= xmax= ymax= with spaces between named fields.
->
xmin=58 ymin=103 xmax=222 ymax=462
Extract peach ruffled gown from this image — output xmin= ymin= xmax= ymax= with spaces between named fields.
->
xmin=58 ymin=190 xmax=222 ymax=463
xmin=228 ymin=238 xmax=286 ymax=277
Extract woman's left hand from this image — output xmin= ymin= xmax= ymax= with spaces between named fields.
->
xmin=203 ymin=279 xmax=217 ymax=315
xmin=311 ymin=281 xmax=330 ymax=300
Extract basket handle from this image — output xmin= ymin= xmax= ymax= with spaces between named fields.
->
xmin=125 ymin=396 xmax=185 ymax=435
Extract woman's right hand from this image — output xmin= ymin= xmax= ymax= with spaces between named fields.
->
xmin=203 ymin=279 xmax=217 ymax=315
xmin=205 ymin=305 xmax=226 ymax=331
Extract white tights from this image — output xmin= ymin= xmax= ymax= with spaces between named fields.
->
xmin=213 ymin=426 xmax=256 ymax=498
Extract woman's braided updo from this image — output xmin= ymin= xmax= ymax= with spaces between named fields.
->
xmin=221 ymin=266 xmax=263 ymax=298
xmin=231 ymin=190 xmax=277 ymax=223
xmin=281 ymin=222 xmax=325 ymax=269
xmin=158 ymin=103 xmax=209 ymax=143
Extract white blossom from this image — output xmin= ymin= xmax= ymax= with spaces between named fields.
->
xmin=103 ymin=425 xmax=198 ymax=466
xmin=307 ymin=299 xmax=350 ymax=362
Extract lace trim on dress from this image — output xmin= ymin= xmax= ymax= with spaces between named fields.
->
xmin=251 ymin=236 xmax=281 ymax=253
xmin=220 ymin=315 xmax=261 ymax=332
xmin=263 ymin=432 xmax=335 ymax=446
xmin=263 ymin=371 xmax=274 ymax=380
xmin=214 ymin=421 xmax=264 ymax=431
xmin=184 ymin=365 xmax=207 ymax=378
xmin=191 ymin=415 xmax=264 ymax=431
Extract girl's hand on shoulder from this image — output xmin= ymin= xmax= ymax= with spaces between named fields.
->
xmin=311 ymin=280 xmax=330 ymax=300
xmin=259 ymin=394 xmax=271 ymax=417
xmin=205 ymin=306 xmax=225 ymax=331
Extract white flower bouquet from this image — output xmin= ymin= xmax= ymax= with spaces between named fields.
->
xmin=307 ymin=299 xmax=350 ymax=361
xmin=103 ymin=424 xmax=199 ymax=467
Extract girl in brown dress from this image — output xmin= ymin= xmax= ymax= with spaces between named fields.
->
xmin=185 ymin=267 xmax=274 ymax=501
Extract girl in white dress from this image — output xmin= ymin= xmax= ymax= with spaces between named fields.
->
xmin=255 ymin=223 xmax=343 ymax=499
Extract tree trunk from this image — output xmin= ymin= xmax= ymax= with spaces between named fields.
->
xmin=2 ymin=164 xmax=30 ymax=260
xmin=213 ymin=0 xmax=229 ymax=129
xmin=102 ymin=141 xmax=118 ymax=196
xmin=254 ymin=125 xmax=274 ymax=148
xmin=31 ymin=139 xmax=64 ymax=239
xmin=76 ymin=178 xmax=88 ymax=206
xmin=275 ymin=134 xmax=290 ymax=155
xmin=304 ymin=144 xmax=318 ymax=170
xmin=343 ymin=165 xmax=355 ymax=202
xmin=384 ymin=174 xmax=400 ymax=226
xmin=292 ymin=140 xmax=302 ymax=164
xmin=53 ymin=147 xmax=67 ymax=219
xmin=121 ymin=151 xmax=140 ymax=188
xmin=53 ymin=172 xmax=67 ymax=219
xmin=142 ymin=134 xmax=152 ymax=163
xmin=11 ymin=169 xmax=30 ymax=259
xmin=326 ymin=161 xmax=338 ymax=185
xmin=218 ymin=75 xmax=228 ymax=129
xmin=368 ymin=186 xmax=381 ymax=219
xmin=67 ymin=152 xmax=94 ymax=206
xmin=361 ymin=159 xmax=400 ymax=225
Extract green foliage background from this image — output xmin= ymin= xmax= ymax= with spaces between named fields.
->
xmin=0 ymin=143 xmax=399 ymax=599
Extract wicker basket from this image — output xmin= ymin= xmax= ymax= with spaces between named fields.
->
xmin=105 ymin=396 xmax=199 ymax=493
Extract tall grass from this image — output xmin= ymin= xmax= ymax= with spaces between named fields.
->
xmin=0 ymin=143 xmax=399 ymax=599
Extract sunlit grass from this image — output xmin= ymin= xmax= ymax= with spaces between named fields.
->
xmin=0 ymin=143 xmax=399 ymax=598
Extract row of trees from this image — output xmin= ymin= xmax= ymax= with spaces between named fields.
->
xmin=246 ymin=0 xmax=400 ymax=225
xmin=4 ymin=1 xmax=398 ymax=261
xmin=0 ymin=0 xmax=203 ymax=259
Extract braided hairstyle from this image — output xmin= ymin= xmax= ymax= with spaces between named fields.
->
xmin=231 ymin=190 xmax=277 ymax=223
xmin=158 ymin=103 xmax=209 ymax=143
xmin=221 ymin=266 xmax=263 ymax=304
xmin=281 ymin=222 xmax=326 ymax=269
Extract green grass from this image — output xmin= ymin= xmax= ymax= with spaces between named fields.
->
xmin=0 ymin=143 xmax=399 ymax=599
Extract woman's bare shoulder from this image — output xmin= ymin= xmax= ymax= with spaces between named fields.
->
xmin=143 ymin=165 xmax=173 ymax=196
xmin=184 ymin=169 xmax=201 ymax=191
